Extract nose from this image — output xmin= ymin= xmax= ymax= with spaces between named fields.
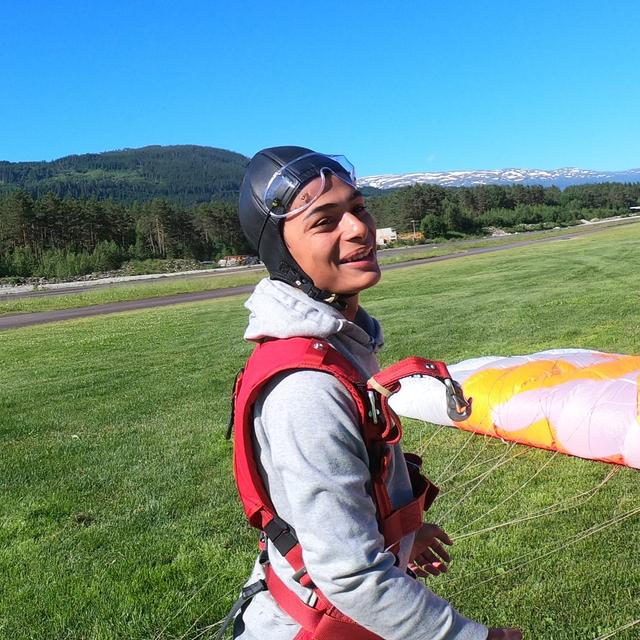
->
xmin=340 ymin=210 xmax=369 ymax=240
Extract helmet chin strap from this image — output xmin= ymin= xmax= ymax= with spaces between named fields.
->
xmin=293 ymin=273 xmax=349 ymax=312
xmin=272 ymin=254 xmax=349 ymax=312
xmin=319 ymin=291 xmax=349 ymax=311
xmin=267 ymin=226 xmax=353 ymax=312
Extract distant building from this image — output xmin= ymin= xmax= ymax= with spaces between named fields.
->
xmin=630 ymin=206 xmax=640 ymax=212
xmin=376 ymin=227 xmax=397 ymax=246
xmin=398 ymin=231 xmax=423 ymax=242
xmin=218 ymin=255 xmax=250 ymax=267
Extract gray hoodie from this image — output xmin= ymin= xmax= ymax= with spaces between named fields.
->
xmin=234 ymin=278 xmax=487 ymax=640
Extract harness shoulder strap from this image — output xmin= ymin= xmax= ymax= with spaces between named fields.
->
xmin=232 ymin=337 xmax=367 ymax=531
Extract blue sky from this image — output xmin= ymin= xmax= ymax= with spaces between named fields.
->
xmin=1 ymin=0 xmax=639 ymax=176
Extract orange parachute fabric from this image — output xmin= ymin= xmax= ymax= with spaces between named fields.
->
xmin=389 ymin=349 xmax=640 ymax=469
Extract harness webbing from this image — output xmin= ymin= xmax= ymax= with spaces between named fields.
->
xmin=229 ymin=337 xmax=447 ymax=639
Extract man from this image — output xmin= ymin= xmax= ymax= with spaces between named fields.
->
xmin=230 ymin=146 xmax=522 ymax=640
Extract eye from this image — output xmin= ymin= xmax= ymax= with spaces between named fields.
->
xmin=350 ymin=203 xmax=368 ymax=215
xmin=312 ymin=215 xmax=338 ymax=229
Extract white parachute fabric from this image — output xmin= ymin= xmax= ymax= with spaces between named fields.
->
xmin=389 ymin=349 xmax=640 ymax=469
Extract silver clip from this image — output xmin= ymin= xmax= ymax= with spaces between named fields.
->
xmin=367 ymin=390 xmax=378 ymax=424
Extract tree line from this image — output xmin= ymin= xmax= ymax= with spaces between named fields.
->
xmin=1 ymin=181 xmax=639 ymax=280
xmin=366 ymin=181 xmax=640 ymax=238
xmin=0 ymin=191 xmax=249 ymax=280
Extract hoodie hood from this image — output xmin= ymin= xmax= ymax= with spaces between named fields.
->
xmin=244 ymin=279 xmax=384 ymax=370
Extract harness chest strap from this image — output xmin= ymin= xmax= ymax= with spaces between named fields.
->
xmin=230 ymin=337 xmax=446 ymax=638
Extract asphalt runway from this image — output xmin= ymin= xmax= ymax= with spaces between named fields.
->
xmin=0 ymin=285 xmax=257 ymax=330
xmin=0 ymin=233 xmax=584 ymax=331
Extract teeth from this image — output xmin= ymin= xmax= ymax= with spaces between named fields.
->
xmin=343 ymin=248 xmax=371 ymax=263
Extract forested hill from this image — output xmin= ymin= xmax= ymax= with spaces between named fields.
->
xmin=0 ymin=145 xmax=249 ymax=205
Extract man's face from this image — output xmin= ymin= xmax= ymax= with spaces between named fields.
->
xmin=282 ymin=173 xmax=380 ymax=296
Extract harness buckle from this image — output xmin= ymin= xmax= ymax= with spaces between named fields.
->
xmin=263 ymin=516 xmax=299 ymax=557
xmin=292 ymin=565 xmax=316 ymax=590
xmin=292 ymin=567 xmax=308 ymax=584
xmin=241 ymin=579 xmax=267 ymax=600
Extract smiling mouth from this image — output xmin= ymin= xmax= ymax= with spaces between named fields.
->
xmin=339 ymin=246 xmax=375 ymax=264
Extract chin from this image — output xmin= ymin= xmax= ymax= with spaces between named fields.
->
xmin=335 ymin=269 xmax=381 ymax=295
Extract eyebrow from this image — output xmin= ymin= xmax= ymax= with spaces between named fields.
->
xmin=303 ymin=189 xmax=364 ymax=219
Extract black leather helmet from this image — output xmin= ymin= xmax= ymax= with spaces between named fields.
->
xmin=238 ymin=146 xmax=354 ymax=304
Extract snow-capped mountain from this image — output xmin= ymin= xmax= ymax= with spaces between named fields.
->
xmin=358 ymin=168 xmax=640 ymax=190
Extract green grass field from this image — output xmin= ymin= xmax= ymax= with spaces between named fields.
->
xmin=2 ymin=218 xmax=637 ymax=318
xmin=2 ymin=224 xmax=639 ymax=639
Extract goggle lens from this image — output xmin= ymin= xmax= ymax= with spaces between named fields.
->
xmin=263 ymin=154 xmax=356 ymax=218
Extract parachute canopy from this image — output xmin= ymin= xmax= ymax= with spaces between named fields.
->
xmin=390 ymin=349 xmax=640 ymax=470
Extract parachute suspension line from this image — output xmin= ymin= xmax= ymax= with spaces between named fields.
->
xmin=437 ymin=443 xmax=522 ymax=522
xmin=159 ymin=579 xmax=242 ymax=640
xmin=179 ymin=606 xmax=236 ymax=640
xmin=453 ymin=467 xmax=619 ymax=543
xmin=444 ymin=445 xmax=520 ymax=485
xmin=437 ymin=361 xmax=545 ymax=507
xmin=435 ymin=428 xmax=482 ymax=483
xmin=422 ymin=421 xmax=449 ymax=452
xmin=186 ymin=576 xmax=266 ymax=640
xmin=592 ymin=617 xmax=640 ymax=640
xmin=448 ymin=501 xmax=640 ymax=598
xmin=438 ymin=442 xmax=523 ymax=499
xmin=188 ymin=619 xmax=223 ymax=640
xmin=446 ymin=471 xmax=621 ymax=583
xmin=440 ymin=442 xmax=528 ymax=498
xmin=154 ymin=574 xmax=225 ymax=640
xmin=451 ymin=450 xmax=560 ymax=536
xmin=449 ymin=375 xmax=624 ymax=536
xmin=441 ymin=435 xmax=505 ymax=486
xmin=190 ymin=615 xmax=236 ymax=640
xmin=414 ymin=421 xmax=445 ymax=469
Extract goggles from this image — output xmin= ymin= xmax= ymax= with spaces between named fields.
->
xmin=263 ymin=153 xmax=357 ymax=218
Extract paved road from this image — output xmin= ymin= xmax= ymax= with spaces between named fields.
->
xmin=381 ymin=235 xmax=580 ymax=271
xmin=0 ymin=233 xmax=585 ymax=331
xmin=3 ymin=263 xmax=267 ymax=299
xmin=0 ymin=286 xmax=257 ymax=330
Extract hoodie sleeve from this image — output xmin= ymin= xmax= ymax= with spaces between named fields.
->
xmin=255 ymin=369 xmax=488 ymax=640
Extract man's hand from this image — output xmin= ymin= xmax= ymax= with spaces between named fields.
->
xmin=487 ymin=629 xmax=522 ymax=639
xmin=408 ymin=523 xmax=452 ymax=577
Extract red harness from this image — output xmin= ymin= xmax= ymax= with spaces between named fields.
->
xmin=230 ymin=336 xmax=466 ymax=640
